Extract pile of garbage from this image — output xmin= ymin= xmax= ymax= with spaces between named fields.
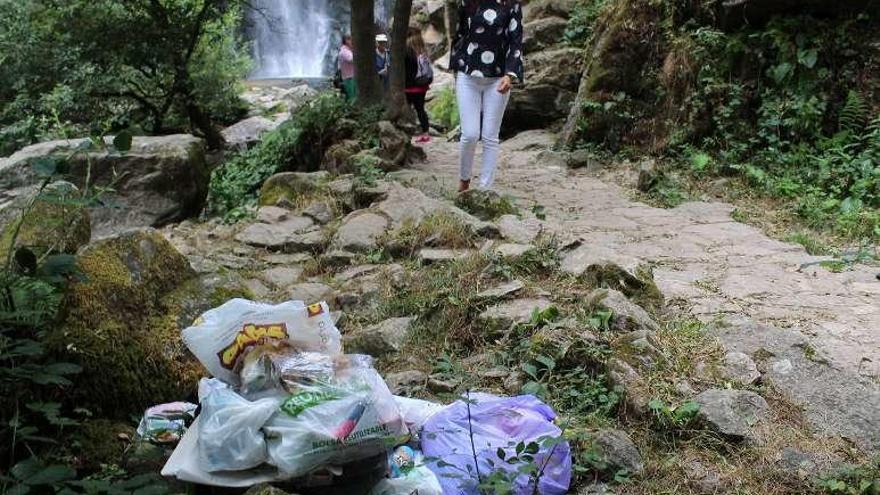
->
xmin=141 ymin=299 xmax=571 ymax=494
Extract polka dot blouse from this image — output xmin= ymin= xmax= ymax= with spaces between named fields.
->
xmin=450 ymin=0 xmax=524 ymax=82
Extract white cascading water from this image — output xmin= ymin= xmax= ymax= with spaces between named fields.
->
xmin=247 ymin=0 xmax=394 ymax=79
xmin=248 ymin=0 xmax=334 ymax=79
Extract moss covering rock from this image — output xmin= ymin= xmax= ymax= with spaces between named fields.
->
xmin=72 ymin=419 xmax=134 ymax=469
xmin=0 ymin=181 xmax=90 ymax=261
xmin=455 ymin=189 xmax=517 ymax=221
xmin=52 ymin=229 xmax=250 ymax=418
xmin=259 ymin=171 xmax=329 ymax=207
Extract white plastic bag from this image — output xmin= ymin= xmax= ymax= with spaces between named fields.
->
xmin=182 ymin=299 xmax=341 ymax=385
xmin=264 ymin=356 xmax=408 ymax=478
xmin=162 ymin=415 xmax=283 ymax=487
xmin=393 ymin=396 xmax=444 ymax=437
xmin=197 ymin=378 xmax=282 ymax=472
xmin=369 ymin=464 xmax=443 ymax=495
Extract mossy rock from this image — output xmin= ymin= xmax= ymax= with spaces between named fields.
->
xmin=259 ymin=171 xmax=330 ymax=207
xmin=52 ymin=229 xmax=250 ymax=418
xmin=454 ymin=189 xmax=517 ymax=221
xmin=321 ymin=139 xmax=363 ymax=174
xmin=0 ymin=182 xmax=90 ymax=261
xmin=72 ymin=419 xmax=134 ymax=469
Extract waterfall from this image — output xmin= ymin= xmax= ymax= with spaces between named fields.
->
xmin=247 ymin=0 xmax=396 ymax=80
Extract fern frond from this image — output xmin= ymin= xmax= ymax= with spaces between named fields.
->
xmin=839 ymin=90 xmax=868 ymax=132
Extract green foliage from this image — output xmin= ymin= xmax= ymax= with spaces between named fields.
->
xmin=647 ymin=399 xmax=701 ymax=431
xmin=564 ymin=0 xmax=609 ymax=47
xmin=816 ymin=459 xmax=880 ymax=494
xmin=427 ymin=86 xmax=460 ymax=130
xmin=0 ymin=0 xmax=251 ymax=155
xmin=208 ymin=94 xmax=380 ymax=219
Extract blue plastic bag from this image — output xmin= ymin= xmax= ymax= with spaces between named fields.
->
xmin=421 ymin=394 xmax=571 ymax=495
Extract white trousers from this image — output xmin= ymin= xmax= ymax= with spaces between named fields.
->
xmin=456 ymin=73 xmax=511 ymax=189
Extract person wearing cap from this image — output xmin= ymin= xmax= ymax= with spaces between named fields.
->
xmin=375 ymin=34 xmax=390 ymax=90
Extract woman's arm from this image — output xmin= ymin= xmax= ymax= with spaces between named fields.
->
xmin=504 ymin=2 xmax=524 ymax=83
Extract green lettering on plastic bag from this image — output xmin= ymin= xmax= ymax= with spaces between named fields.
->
xmin=280 ymin=388 xmax=341 ymax=417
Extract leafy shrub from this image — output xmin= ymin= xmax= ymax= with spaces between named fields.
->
xmin=564 ymin=0 xmax=609 ymax=47
xmin=208 ymin=94 xmax=382 ymax=219
xmin=427 ymin=86 xmax=460 ymax=130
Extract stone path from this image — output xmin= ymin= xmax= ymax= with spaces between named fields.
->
xmin=412 ymin=130 xmax=880 ymax=453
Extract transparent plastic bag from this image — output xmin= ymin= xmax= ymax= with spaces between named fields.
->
xmin=182 ymin=299 xmax=341 ymax=385
xmin=197 ymin=378 xmax=282 ymax=472
xmin=264 ymin=355 xmax=409 ymax=478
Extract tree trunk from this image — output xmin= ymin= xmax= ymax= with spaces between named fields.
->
xmin=386 ymin=0 xmax=413 ymax=121
xmin=444 ymin=0 xmax=459 ymax=57
xmin=351 ymin=0 xmax=382 ymax=106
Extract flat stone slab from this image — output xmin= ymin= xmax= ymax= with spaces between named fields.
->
xmin=694 ymin=388 xmax=769 ymax=440
xmin=344 ymin=317 xmax=415 ymax=357
xmin=286 ymin=282 xmax=336 ymax=305
xmin=418 ymin=248 xmax=476 ymax=263
xmin=497 ymin=214 xmax=543 ymax=243
xmin=492 ymin=243 xmax=534 ymax=258
xmin=478 ymin=298 xmax=553 ymax=329
xmin=477 ymin=280 xmax=525 ymax=299
xmin=234 ymin=216 xmax=316 ymax=250
xmin=260 ymin=266 xmax=303 ymax=288
xmin=332 ymin=212 xmax=389 ymax=252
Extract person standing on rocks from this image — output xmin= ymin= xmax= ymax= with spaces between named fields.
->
xmin=451 ymin=0 xmax=523 ymax=192
xmin=405 ymin=27 xmax=433 ymax=144
xmin=375 ymin=33 xmax=391 ymax=91
xmin=338 ymin=34 xmax=356 ymax=101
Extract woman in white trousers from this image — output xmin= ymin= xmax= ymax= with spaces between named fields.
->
xmin=451 ymin=0 xmax=524 ymax=192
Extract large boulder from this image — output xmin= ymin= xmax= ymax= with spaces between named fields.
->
xmin=0 ymin=181 xmax=90 ymax=260
xmin=221 ymin=116 xmax=282 ymax=150
xmin=0 ymin=135 xmax=208 ymax=238
xmin=505 ymin=48 xmax=584 ymax=134
xmin=259 ymin=171 xmax=329 ymax=207
xmin=52 ymin=229 xmax=251 ymax=418
xmin=523 ymin=17 xmax=569 ymax=53
xmin=524 ymin=0 xmax=578 ymax=22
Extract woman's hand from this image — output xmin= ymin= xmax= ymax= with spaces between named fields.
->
xmin=497 ymin=75 xmax=513 ymax=94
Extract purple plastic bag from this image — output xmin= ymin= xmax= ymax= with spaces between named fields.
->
xmin=421 ymin=393 xmax=571 ymax=495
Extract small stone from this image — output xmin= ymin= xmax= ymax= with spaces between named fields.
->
xmin=503 ymin=371 xmax=524 ymax=394
xmin=497 ymin=214 xmax=542 ymax=244
xmin=260 ymin=266 xmax=303 ymax=288
xmin=492 ymin=243 xmax=534 ymax=258
xmin=478 ymin=298 xmax=553 ymax=330
xmin=335 ymin=292 xmax=361 ymax=310
xmin=418 ymin=248 xmax=475 ymax=264
xmin=480 ymin=367 xmax=510 ymax=379
xmin=683 ymin=459 xmax=723 ymax=494
xmin=637 ymin=159 xmax=660 ymax=192
xmin=302 ymin=201 xmax=334 ymax=225
xmin=590 ymin=289 xmax=658 ymax=333
xmin=385 ymin=370 xmax=428 ymax=395
xmin=427 ymin=376 xmax=458 ymax=393
xmin=257 ymin=205 xmax=290 ymax=224
xmin=286 ymin=282 xmax=336 ymax=304
xmin=477 ymin=280 xmax=525 ymax=300
xmin=344 ymin=317 xmax=414 ymax=357
xmin=244 ymin=278 xmax=271 ymax=299
xmin=607 ymin=358 xmax=652 ymax=416
xmin=332 ymin=212 xmax=389 ymax=252
xmin=462 ymin=353 xmax=493 ymax=368
xmin=322 ymin=250 xmax=357 ymax=266
xmin=721 ymin=351 xmax=761 ymax=385
xmin=694 ymin=389 xmax=769 ymax=440
xmin=592 ymin=429 xmax=644 ymax=475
